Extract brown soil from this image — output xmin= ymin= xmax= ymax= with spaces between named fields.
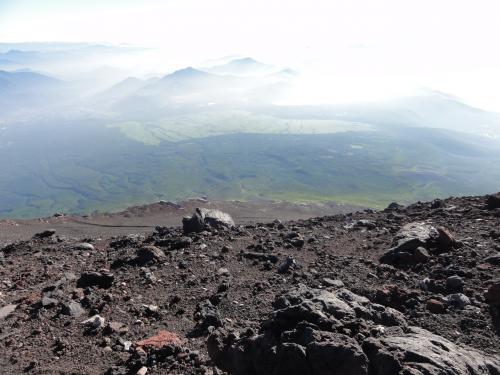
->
xmin=0 ymin=195 xmax=499 ymax=374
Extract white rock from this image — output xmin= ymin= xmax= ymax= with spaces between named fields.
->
xmin=81 ymin=315 xmax=105 ymax=330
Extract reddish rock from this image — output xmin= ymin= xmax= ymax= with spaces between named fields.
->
xmin=427 ymin=299 xmax=445 ymax=314
xmin=136 ymin=330 xmax=181 ymax=349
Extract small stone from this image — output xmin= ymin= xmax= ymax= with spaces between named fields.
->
xmin=427 ymin=299 xmax=445 ymax=314
xmin=77 ymin=271 xmax=114 ymax=289
xmin=105 ymin=321 xmax=128 ymax=335
xmin=146 ymin=305 xmax=159 ymax=314
xmin=484 ymin=253 xmax=500 ymax=266
xmin=221 ymin=245 xmax=232 ymax=253
xmin=171 ymin=237 xmax=193 ymax=250
xmin=33 ymin=229 xmax=56 ymax=239
xmin=136 ymin=246 xmax=165 ymax=264
xmin=61 ymin=301 xmax=85 ymax=317
xmin=445 ymin=293 xmax=470 ymax=309
xmin=217 ymin=267 xmax=230 ymax=276
xmin=74 ymin=243 xmax=95 ymax=251
xmin=82 ymin=315 xmax=105 ymax=330
xmin=0 ymin=304 xmax=17 ymax=320
xmin=290 ymin=237 xmax=305 ymax=248
xmin=136 ymin=366 xmax=148 ymax=375
xmin=278 ymin=257 xmax=298 ymax=274
xmin=41 ymin=297 xmax=59 ymax=308
xmin=446 ymin=275 xmax=464 ymax=290
xmin=322 ymin=278 xmax=344 ymax=288
xmin=123 ymin=341 xmax=132 ymax=351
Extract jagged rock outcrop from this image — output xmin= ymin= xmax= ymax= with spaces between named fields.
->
xmin=208 ymin=285 xmax=500 ymax=375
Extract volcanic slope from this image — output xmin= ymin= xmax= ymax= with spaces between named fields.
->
xmin=0 ymin=194 xmax=499 ymax=374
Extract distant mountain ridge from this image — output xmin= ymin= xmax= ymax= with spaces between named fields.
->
xmin=202 ymin=57 xmax=278 ymax=77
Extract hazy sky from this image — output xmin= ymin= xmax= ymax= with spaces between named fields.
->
xmin=1 ymin=0 xmax=500 ymax=110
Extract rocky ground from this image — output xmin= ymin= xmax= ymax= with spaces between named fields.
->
xmin=1 ymin=194 xmax=500 ymax=374
xmin=0 ymin=199 xmax=359 ymax=243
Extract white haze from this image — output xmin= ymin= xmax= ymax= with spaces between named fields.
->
xmin=1 ymin=0 xmax=500 ymax=111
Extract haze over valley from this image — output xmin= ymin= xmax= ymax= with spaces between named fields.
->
xmin=2 ymin=0 xmax=500 ymax=218
xmin=1 ymin=41 xmax=500 ymax=218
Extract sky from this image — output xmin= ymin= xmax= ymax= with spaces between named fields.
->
xmin=1 ymin=0 xmax=500 ymax=110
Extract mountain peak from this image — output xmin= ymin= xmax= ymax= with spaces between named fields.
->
xmin=169 ymin=66 xmax=207 ymax=77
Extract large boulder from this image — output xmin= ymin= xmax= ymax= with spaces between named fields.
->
xmin=380 ymin=222 xmax=455 ymax=266
xmin=182 ymin=208 xmax=235 ymax=234
xmin=486 ymin=193 xmax=500 ymax=209
xmin=208 ymin=285 xmax=500 ymax=375
xmin=363 ymin=326 xmax=500 ymax=375
xmin=208 ymin=285 xmax=403 ymax=375
xmin=270 ymin=284 xmax=407 ymax=331
xmin=208 ymin=327 xmax=369 ymax=375
xmin=486 ymin=280 xmax=500 ymax=306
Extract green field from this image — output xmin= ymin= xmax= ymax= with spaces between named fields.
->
xmin=1 ymin=113 xmax=500 ymax=218
xmin=107 ymin=110 xmax=374 ymax=144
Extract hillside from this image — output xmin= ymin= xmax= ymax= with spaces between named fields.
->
xmin=1 ymin=54 xmax=500 ymax=220
xmin=0 ymin=193 xmax=499 ymax=374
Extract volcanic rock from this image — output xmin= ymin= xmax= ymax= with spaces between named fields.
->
xmin=33 ymin=229 xmax=56 ymax=239
xmin=77 ymin=270 xmax=114 ymax=289
xmin=61 ymin=301 xmax=85 ymax=317
xmin=486 ymin=193 xmax=500 ymax=209
xmin=136 ymin=330 xmax=181 ymax=349
xmin=363 ymin=326 xmax=500 ymax=375
xmin=380 ymin=222 xmax=455 ymax=266
xmin=136 ymin=245 xmax=165 ymax=264
xmin=0 ymin=304 xmax=17 ymax=320
xmin=486 ymin=281 xmax=500 ymax=306
xmin=484 ymin=253 xmax=500 ymax=266
xmin=182 ymin=208 xmax=234 ymax=234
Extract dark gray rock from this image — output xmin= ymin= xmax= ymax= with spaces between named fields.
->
xmin=277 ymin=257 xmax=298 ymax=274
xmin=446 ymin=275 xmax=464 ymax=290
xmin=484 ymin=253 xmax=500 ymax=266
xmin=182 ymin=208 xmax=235 ymax=234
xmin=73 ymin=242 xmax=95 ymax=251
xmin=76 ymin=271 xmax=114 ymax=289
xmin=363 ymin=326 xmax=500 ymax=375
xmin=273 ymin=343 xmax=310 ymax=375
xmin=322 ymin=278 xmax=344 ymax=289
xmin=194 ymin=300 xmax=222 ymax=333
xmin=61 ymin=301 xmax=85 ymax=317
xmin=170 ymin=236 xmax=193 ymax=250
xmin=271 ymin=285 xmax=406 ymax=329
xmin=486 ymin=193 xmax=500 ymax=209
xmin=33 ymin=229 xmax=56 ymax=239
xmin=307 ymin=336 xmax=368 ymax=375
xmin=380 ymin=222 xmax=455 ymax=266
xmin=444 ymin=293 xmax=470 ymax=309
xmin=136 ymin=245 xmax=165 ymax=264
xmin=41 ymin=296 xmax=59 ymax=308
xmin=354 ymin=220 xmax=376 ymax=230
xmin=486 ymin=280 xmax=500 ymax=306
xmin=208 ymin=285 xmax=499 ymax=375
